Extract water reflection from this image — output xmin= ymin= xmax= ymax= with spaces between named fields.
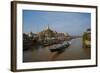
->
xmin=83 ymin=48 xmax=91 ymax=58
xmin=49 ymin=49 xmax=66 ymax=60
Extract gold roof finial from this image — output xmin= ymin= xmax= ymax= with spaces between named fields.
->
xmin=47 ymin=24 xmax=50 ymax=29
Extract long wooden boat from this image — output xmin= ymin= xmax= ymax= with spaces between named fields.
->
xmin=50 ymin=41 xmax=71 ymax=52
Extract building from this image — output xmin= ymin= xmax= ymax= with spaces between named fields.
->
xmin=38 ymin=26 xmax=56 ymax=41
xmin=23 ymin=25 xmax=71 ymax=47
xmin=38 ymin=25 xmax=70 ymax=42
xmin=23 ymin=33 xmax=29 ymax=40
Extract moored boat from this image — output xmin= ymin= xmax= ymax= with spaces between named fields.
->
xmin=50 ymin=41 xmax=71 ymax=52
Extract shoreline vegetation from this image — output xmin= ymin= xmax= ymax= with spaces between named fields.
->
xmin=82 ymin=28 xmax=91 ymax=48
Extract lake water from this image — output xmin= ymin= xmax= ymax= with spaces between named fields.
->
xmin=23 ymin=38 xmax=91 ymax=62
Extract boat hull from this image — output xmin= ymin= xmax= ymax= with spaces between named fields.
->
xmin=50 ymin=42 xmax=70 ymax=52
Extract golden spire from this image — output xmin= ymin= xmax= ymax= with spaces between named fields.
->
xmin=45 ymin=24 xmax=50 ymax=30
xmin=47 ymin=24 xmax=50 ymax=29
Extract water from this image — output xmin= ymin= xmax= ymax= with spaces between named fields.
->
xmin=23 ymin=38 xmax=91 ymax=62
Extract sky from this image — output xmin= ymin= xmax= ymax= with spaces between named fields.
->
xmin=23 ymin=10 xmax=91 ymax=36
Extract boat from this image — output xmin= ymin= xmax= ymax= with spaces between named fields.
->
xmin=40 ymin=39 xmax=61 ymax=47
xmin=50 ymin=41 xmax=71 ymax=52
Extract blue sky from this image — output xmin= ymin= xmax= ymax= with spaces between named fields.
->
xmin=23 ymin=10 xmax=91 ymax=36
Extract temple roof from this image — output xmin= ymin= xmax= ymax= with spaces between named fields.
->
xmin=38 ymin=25 xmax=55 ymax=37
